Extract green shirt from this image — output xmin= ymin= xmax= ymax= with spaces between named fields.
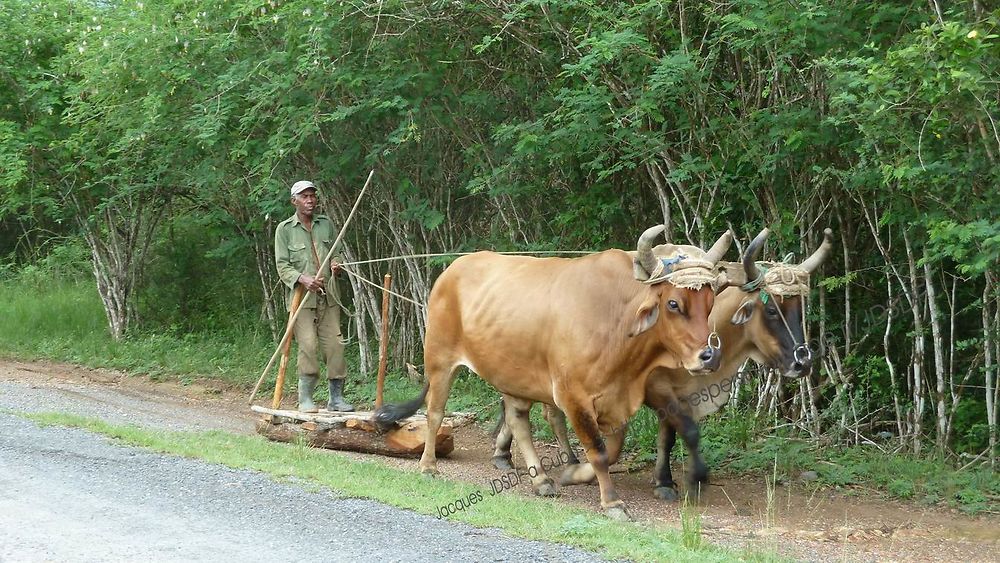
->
xmin=274 ymin=213 xmax=342 ymax=310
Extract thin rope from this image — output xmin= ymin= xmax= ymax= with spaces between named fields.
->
xmin=773 ymin=295 xmax=801 ymax=347
xmin=339 ymin=266 xmax=427 ymax=308
xmin=739 ymin=262 xmax=811 ymax=353
xmin=339 ymin=250 xmax=594 ymax=267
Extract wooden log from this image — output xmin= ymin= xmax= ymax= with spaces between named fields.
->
xmin=345 ymin=417 xmax=377 ymax=432
xmin=250 ymin=405 xmax=477 ymax=428
xmin=255 ymin=418 xmax=454 ymax=458
xmin=385 ymin=420 xmax=452 ymax=456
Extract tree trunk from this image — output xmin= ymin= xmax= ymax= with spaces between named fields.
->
xmin=903 ymin=230 xmax=926 ymax=455
xmin=884 ymin=272 xmax=906 ymax=444
xmin=984 ymin=274 xmax=997 ymax=469
xmin=922 ymin=258 xmax=948 ymax=453
xmin=252 ymin=232 xmax=281 ymax=342
xmin=75 ymin=193 xmax=163 ymax=340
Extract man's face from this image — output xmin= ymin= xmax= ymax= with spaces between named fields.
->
xmin=292 ymin=188 xmax=318 ymax=218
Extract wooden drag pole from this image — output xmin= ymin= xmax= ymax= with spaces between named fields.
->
xmin=270 ymin=286 xmax=304 ymax=411
xmin=375 ymin=273 xmax=392 ymax=410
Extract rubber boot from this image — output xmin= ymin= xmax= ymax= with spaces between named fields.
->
xmin=327 ymin=378 xmax=354 ymax=412
xmin=297 ymin=374 xmax=319 ymax=413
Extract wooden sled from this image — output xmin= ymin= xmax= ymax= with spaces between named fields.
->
xmin=253 ymin=273 xmax=477 ymax=458
xmin=252 ymin=406 xmax=476 ymax=458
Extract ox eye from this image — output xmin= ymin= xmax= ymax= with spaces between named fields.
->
xmin=667 ymin=300 xmax=680 ymax=311
xmin=766 ymin=307 xmax=778 ymax=317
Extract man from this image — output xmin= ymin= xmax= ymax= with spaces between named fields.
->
xmin=274 ymin=180 xmax=354 ymax=412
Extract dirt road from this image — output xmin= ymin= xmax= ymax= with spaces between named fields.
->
xmin=1 ymin=360 xmax=997 ymax=562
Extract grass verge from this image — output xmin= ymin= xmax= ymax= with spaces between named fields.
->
xmin=20 ymin=411 xmax=779 ymax=563
xmin=686 ymin=417 xmax=999 ymax=516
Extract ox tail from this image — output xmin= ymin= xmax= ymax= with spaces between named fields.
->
xmin=373 ymin=383 xmax=429 ymax=429
xmin=490 ymin=398 xmax=507 ymax=440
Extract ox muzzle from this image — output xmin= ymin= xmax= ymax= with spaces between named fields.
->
xmin=783 ymin=343 xmax=812 ymax=378
xmin=690 ymin=332 xmax=722 ymax=375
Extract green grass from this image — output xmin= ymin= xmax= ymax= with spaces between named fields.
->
xmin=0 ymin=280 xmax=274 ymax=386
xmin=19 ymin=411 xmax=780 ymax=563
xmin=693 ymin=417 xmax=1000 ymax=516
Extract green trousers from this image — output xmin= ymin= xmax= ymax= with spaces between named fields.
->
xmin=294 ymin=297 xmax=346 ymax=381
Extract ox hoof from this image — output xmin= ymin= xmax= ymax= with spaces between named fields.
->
xmin=535 ymin=481 xmax=558 ymax=497
xmin=492 ymin=455 xmax=513 ymax=471
xmin=604 ymin=505 xmax=631 ymax=522
xmin=420 ymin=467 xmax=440 ymax=478
xmin=653 ymin=486 xmax=679 ymax=502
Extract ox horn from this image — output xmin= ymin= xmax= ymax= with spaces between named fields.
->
xmin=742 ymin=228 xmax=770 ymax=281
xmin=636 ymin=224 xmax=666 ymax=276
xmin=704 ymin=229 xmax=734 ymax=265
xmin=799 ymin=228 xmax=834 ymax=273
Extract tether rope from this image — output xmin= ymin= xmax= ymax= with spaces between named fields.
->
xmin=338 ymin=265 xmax=426 ymax=308
xmin=338 ymin=250 xmax=594 ymax=267
xmin=337 ymin=249 xmax=597 ymax=309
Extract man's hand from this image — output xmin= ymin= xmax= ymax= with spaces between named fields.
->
xmin=298 ymin=274 xmax=326 ymax=294
xmin=331 ymin=260 xmax=342 ymax=276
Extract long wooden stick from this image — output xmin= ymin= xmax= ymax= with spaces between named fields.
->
xmin=375 ymin=273 xmax=392 ymax=410
xmin=271 ymin=285 xmax=305 ymax=410
xmin=249 ymin=169 xmax=375 ymax=404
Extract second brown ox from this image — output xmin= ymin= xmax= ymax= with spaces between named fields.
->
xmin=374 ymin=226 xmax=732 ymax=520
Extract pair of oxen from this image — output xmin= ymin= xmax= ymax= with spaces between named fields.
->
xmin=375 ymin=225 xmax=833 ymax=520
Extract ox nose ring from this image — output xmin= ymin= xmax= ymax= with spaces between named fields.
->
xmin=707 ymin=332 xmax=722 ymax=351
xmin=793 ymin=344 xmax=812 ymax=366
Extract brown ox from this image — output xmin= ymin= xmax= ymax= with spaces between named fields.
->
xmin=374 ymin=226 xmax=733 ymax=520
xmin=493 ymin=228 xmax=834 ymax=500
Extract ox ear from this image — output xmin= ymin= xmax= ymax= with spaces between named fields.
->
xmin=731 ymin=300 xmax=754 ymax=325
xmin=629 ymin=297 xmax=660 ymax=337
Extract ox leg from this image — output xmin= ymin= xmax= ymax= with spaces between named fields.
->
xmin=657 ymin=398 xmax=708 ymax=497
xmin=558 ymin=422 xmax=627 ymax=486
xmin=650 ymin=396 xmax=708 ymax=499
xmin=493 ymin=398 xmax=514 ymax=471
xmin=418 ymin=363 xmax=459 ymax=476
xmin=561 ymin=406 xmax=630 ymax=521
xmin=542 ymin=404 xmax=579 ymax=465
xmin=503 ymin=396 xmax=557 ymax=497
xmin=677 ymin=414 xmax=709 ymax=496
xmin=653 ymin=422 xmax=680 ymax=501
xmin=492 ymin=400 xmax=515 ymax=470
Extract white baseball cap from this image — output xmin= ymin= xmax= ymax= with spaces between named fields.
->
xmin=290 ymin=180 xmax=316 ymax=196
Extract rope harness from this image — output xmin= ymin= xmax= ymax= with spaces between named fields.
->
xmin=642 ymin=250 xmax=724 ymax=355
xmin=740 ymin=262 xmax=812 ymax=365
xmin=642 ymin=255 xmax=720 ymax=291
